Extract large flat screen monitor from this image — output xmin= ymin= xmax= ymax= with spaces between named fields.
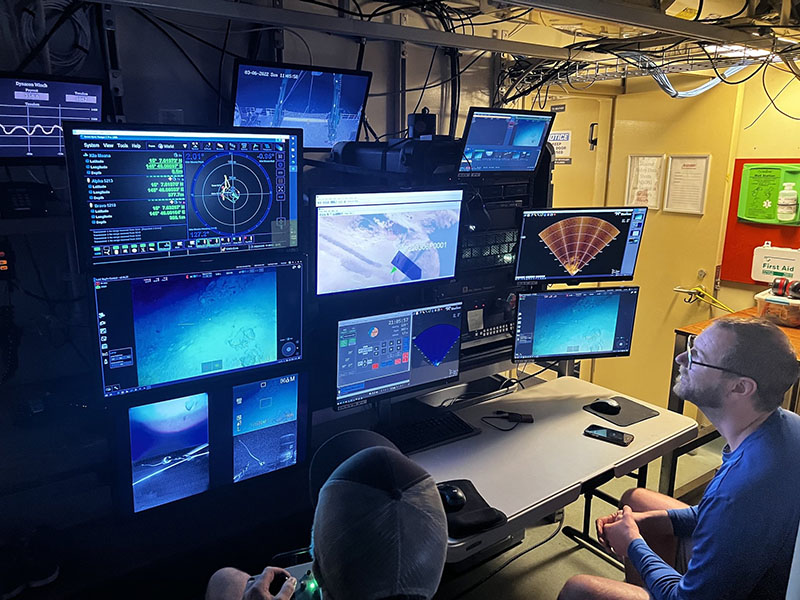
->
xmin=94 ymin=260 xmax=303 ymax=397
xmin=0 ymin=74 xmax=102 ymax=160
xmin=233 ymin=61 xmax=371 ymax=151
xmin=337 ymin=302 xmax=462 ymax=409
xmin=316 ymin=188 xmax=463 ymax=295
xmin=459 ymin=107 xmax=555 ymax=174
xmin=233 ymin=372 xmax=300 ymax=483
xmin=514 ymin=287 xmax=639 ymax=361
xmin=65 ymin=125 xmax=301 ymax=270
xmin=129 ymin=393 xmax=209 ymax=513
xmin=516 ymin=207 xmax=647 ymax=284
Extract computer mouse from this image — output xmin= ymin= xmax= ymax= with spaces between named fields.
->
xmin=590 ymin=397 xmax=622 ymax=415
xmin=437 ymin=483 xmax=467 ymax=512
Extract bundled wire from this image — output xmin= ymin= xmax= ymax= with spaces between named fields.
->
xmin=20 ymin=0 xmax=91 ymax=74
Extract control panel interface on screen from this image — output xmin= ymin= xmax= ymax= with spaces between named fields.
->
xmin=516 ymin=207 xmax=647 ymax=283
xmin=0 ymin=76 xmax=101 ymax=158
xmin=69 ymin=128 xmax=299 ymax=267
xmin=336 ymin=302 xmax=462 ymax=408
xmin=460 ymin=110 xmax=554 ymax=173
xmin=129 ymin=393 xmax=209 ymax=513
xmin=94 ymin=261 xmax=303 ymax=397
xmin=514 ymin=287 xmax=639 ymax=361
xmin=234 ymin=63 xmax=370 ymax=149
xmin=316 ymin=189 xmax=462 ymax=295
xmin=233 ymin=373 xmax=299 ymax=483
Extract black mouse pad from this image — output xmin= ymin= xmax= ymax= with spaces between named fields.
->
xmin=439 ymin=479 xmax=507 ymax=539
xmin=583 ymin=395 xmax=659 ymax=427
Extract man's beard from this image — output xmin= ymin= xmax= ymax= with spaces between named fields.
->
xmin=673 ymin=370 xmax=724 ymax=410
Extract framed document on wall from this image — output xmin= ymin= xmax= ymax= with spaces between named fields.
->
xmin=664 ymin=155 xmax=711 ymax=215
xmin=625 ymin=154 xmax=665 ymax=209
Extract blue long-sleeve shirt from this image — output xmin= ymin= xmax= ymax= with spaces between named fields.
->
xmin=628 ymin=408 xmax=800 ymax=600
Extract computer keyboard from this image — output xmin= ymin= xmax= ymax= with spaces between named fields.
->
xmin=379 ymin=412 xmax=480 ymax=455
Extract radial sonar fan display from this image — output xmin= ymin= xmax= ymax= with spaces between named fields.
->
xmin=538 ymin=217 xmax=620 ymax=275
xmin=413 ymin=323 xmax=461 ymax=367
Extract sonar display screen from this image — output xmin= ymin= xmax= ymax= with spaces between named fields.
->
xmin=233 ymin=373 xmax=299 ymax=483
xmin=0 ymin=75 xmax=102 ymax=159
xmin=459 ymin=108 xmax=555 ymax=173
xmin=316 ymin=189 xmax=462 ymax=295
xmin=514 ymin=287 xmax=639 ymax=361
xmin=65 ymin=126 xmax=300 ymax=269
xmin=234 ymin=62 xmax=371 ymax=150
xmin=337 ymin=302 xmax=462 ymax=408
xmin=129 ymin=393 xmax=209 ymax=513
xmin=94 ymin=261 xmax=303 ymax=397
xmin=516 ymin=207 xmax=647 ymax=283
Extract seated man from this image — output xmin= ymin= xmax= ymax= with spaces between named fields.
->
xmin=206 ymin=430 xmax=448 ymax=600
xmin=560 ymin=317 xmax=800 ymax=600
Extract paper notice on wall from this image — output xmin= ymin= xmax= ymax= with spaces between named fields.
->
xmin=548 ymin=131 xmax=571 ymax=158
xmin=625 ymin=155 xmax=664 ymax=209
xmin=664 ymin=155 xmax=711 ymax=215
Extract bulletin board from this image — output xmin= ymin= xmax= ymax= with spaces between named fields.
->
xmin=720 ymin=158 xmax=800 ymax=284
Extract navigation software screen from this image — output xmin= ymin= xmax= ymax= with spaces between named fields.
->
xmin=0 ymin=75 xmax=102 ymax=159
xmin=337 ymin=302 xmax=462 ymax=408
xmin=316 ymin=189 xmax=462 ymax=295
xmin=66 ymin=126 xmax=300 ymax=269
xmin=94 ymin=261 xmax=303 ymax=397
xmin=459 ymin=109 xmax=555 ymax=173
xmin=514 ymin=287 xmax=639 ymax=361
xmin=515 ymin=207 xmax=646 ymax=283
xmin=234 ymin=62 xmax=371 ymax=150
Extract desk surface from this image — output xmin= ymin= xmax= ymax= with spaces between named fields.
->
xmin=413 ymin=376 xmax=698 ymax=562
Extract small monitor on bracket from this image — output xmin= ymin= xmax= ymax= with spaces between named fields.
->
xmin=459 ymin=107 xmax=555 ymax=175
xmin=0 ymin=73 xmax=102 ymax=161
xmin=515 ymin=206 xmax=647 ymax=284
xmin=233 ymin=61 xmax=372 ymax=151
xmin=336 ymin=302 xmax=462 ymax=409
xmin=514 ymin=287 xmax=639 ymax=362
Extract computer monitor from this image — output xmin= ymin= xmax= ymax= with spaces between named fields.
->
xmin=0 ymin=74 xmax=102 ymax=160
xmin=336 ymin=302 xmax=462 ymax=409
xmin=459 ymin=107 xmax=555 ymax=174
xmin=233 ymin=372 xmax=300 ymax=483
xmin=514 ymin=287 xmax=639 ymax=361
xmin=315 ymin=188 xmax=463 ymax=295
xmin=233 ymin=61 xmax=372 ymax=151
xmin=515 ymin=207 xmax=647 ymax=284
xmin=65 ymin=124 xmax=301 ymax=270
xmin=129 ymin=393 xmax=209 ymax=512
xmin=93 ymin=260 xmax=303 ymax=397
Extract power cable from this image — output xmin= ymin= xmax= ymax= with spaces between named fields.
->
xmin=368 ymin=51 xmax=485 ymax=97
xmin=15 ymin=0 xmax=86 ymax=71
xmin=760 ymin=62 xmax=800 ymax=121
xmin=20 ymin=0 xmax=92 ymax=74
xmin=411 ymin=46 xmax=438 ymax=115
xmin=217 ymin=20 xmax=232 ymax=126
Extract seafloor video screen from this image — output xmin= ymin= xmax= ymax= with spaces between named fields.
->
xmin=515 ymin=208 xmax=646 ymax=283
xmin=233 ymin=373 xmax=299 ymax=483
xmin=514 ymin=287 xmax=639 ymax=360
xmin=234 ymin=63 xmax=370 ymax=149
xmin=316 ymin=190 xmax=462 ymax=295
xmin=94 ymin=262 xmax=303 ymax=397
xmin=129 ymin=393 xmax=209 ymax=513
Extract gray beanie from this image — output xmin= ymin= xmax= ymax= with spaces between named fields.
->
xmin=311 ymin=444 xmax=448 ymax=600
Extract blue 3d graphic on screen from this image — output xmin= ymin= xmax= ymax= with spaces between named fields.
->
xmin=129 ymin=394 xmax=209 ymax=513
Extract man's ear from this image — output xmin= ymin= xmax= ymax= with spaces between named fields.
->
xmin=732 ymin=376 xmax=758 ymax=399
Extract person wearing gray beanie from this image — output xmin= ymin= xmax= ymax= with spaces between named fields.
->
xmin=206 ymin=430 xmax=448 ymax=600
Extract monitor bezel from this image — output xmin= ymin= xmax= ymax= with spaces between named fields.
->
xmin=334 ymin=300 xmax=464 ymax=410
xmin=64 ymin=122 xmax=304 ymax=274
xmin=231 ymin=59 xmax=373 ymax=152
xmin=312 ymin=185 xmax=465 ymax=297
xmin=514 ymin=206 xmax=648 ymax=285
xmin=512 ymin=286 xmax=640 ymax=363
xmin=0 ymin=71 xmax=105 ymax=164
xmin=458 ymin=106 xmax=557 ymax=176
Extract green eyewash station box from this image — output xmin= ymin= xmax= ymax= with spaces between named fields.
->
xmin=738 ymin=164 xmax=800 ymax=226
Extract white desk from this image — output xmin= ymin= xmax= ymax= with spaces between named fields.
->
xmin=413 ymin=376 xmax=698 ymax=563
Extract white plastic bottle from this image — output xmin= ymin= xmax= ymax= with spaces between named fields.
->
xmin=777 ymin=182 xmax=798 ymax=222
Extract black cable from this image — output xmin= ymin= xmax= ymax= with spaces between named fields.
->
xmin=145 ymin=11 xmax=247 ymax=59
xmin=696 ymin=40 xmax=775 ymax=85
xmin=698 ymin=0 xmax=747 ymax=21
xmin=133 ymin=9 xmax=220 ymax=95
xmin=480 ymin=415 xmax=520 ymax=432
xmin=760 ymin=62 xmax=800 ymax=121
xmin=16 ymin=1 xmax=86 ymax=71
xmin=298 ymin=0 xmax=363 ymax=18
xmin=369 ymin=51 xmax=485 ymax=97
xmin=693 ymin=0 xmax=704 ymax=21
xmin=499 ymin=361 xmax=560 ymax=389
xmin=470 ymin=8 xmax=534 ymax=27
xmin=217 ymin=20 xmax=232 ymax=126
xmin=444 ymin=513 xmax=565 ymax=599
xmin=412 ymin=46 xmax=438 ymax=115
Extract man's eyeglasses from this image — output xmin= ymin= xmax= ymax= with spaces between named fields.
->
xmin=686 ymin=334 xmax=752 ymax=379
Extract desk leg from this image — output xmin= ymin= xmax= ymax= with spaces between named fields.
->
xmin=658 ymin=333 xmax=689 ymax=496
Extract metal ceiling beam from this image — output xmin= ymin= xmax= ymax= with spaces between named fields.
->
xmin=83 ymin=0 xmax=611 ymax=61
xmin=507 ymin=0 xmax=771 ymax=46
